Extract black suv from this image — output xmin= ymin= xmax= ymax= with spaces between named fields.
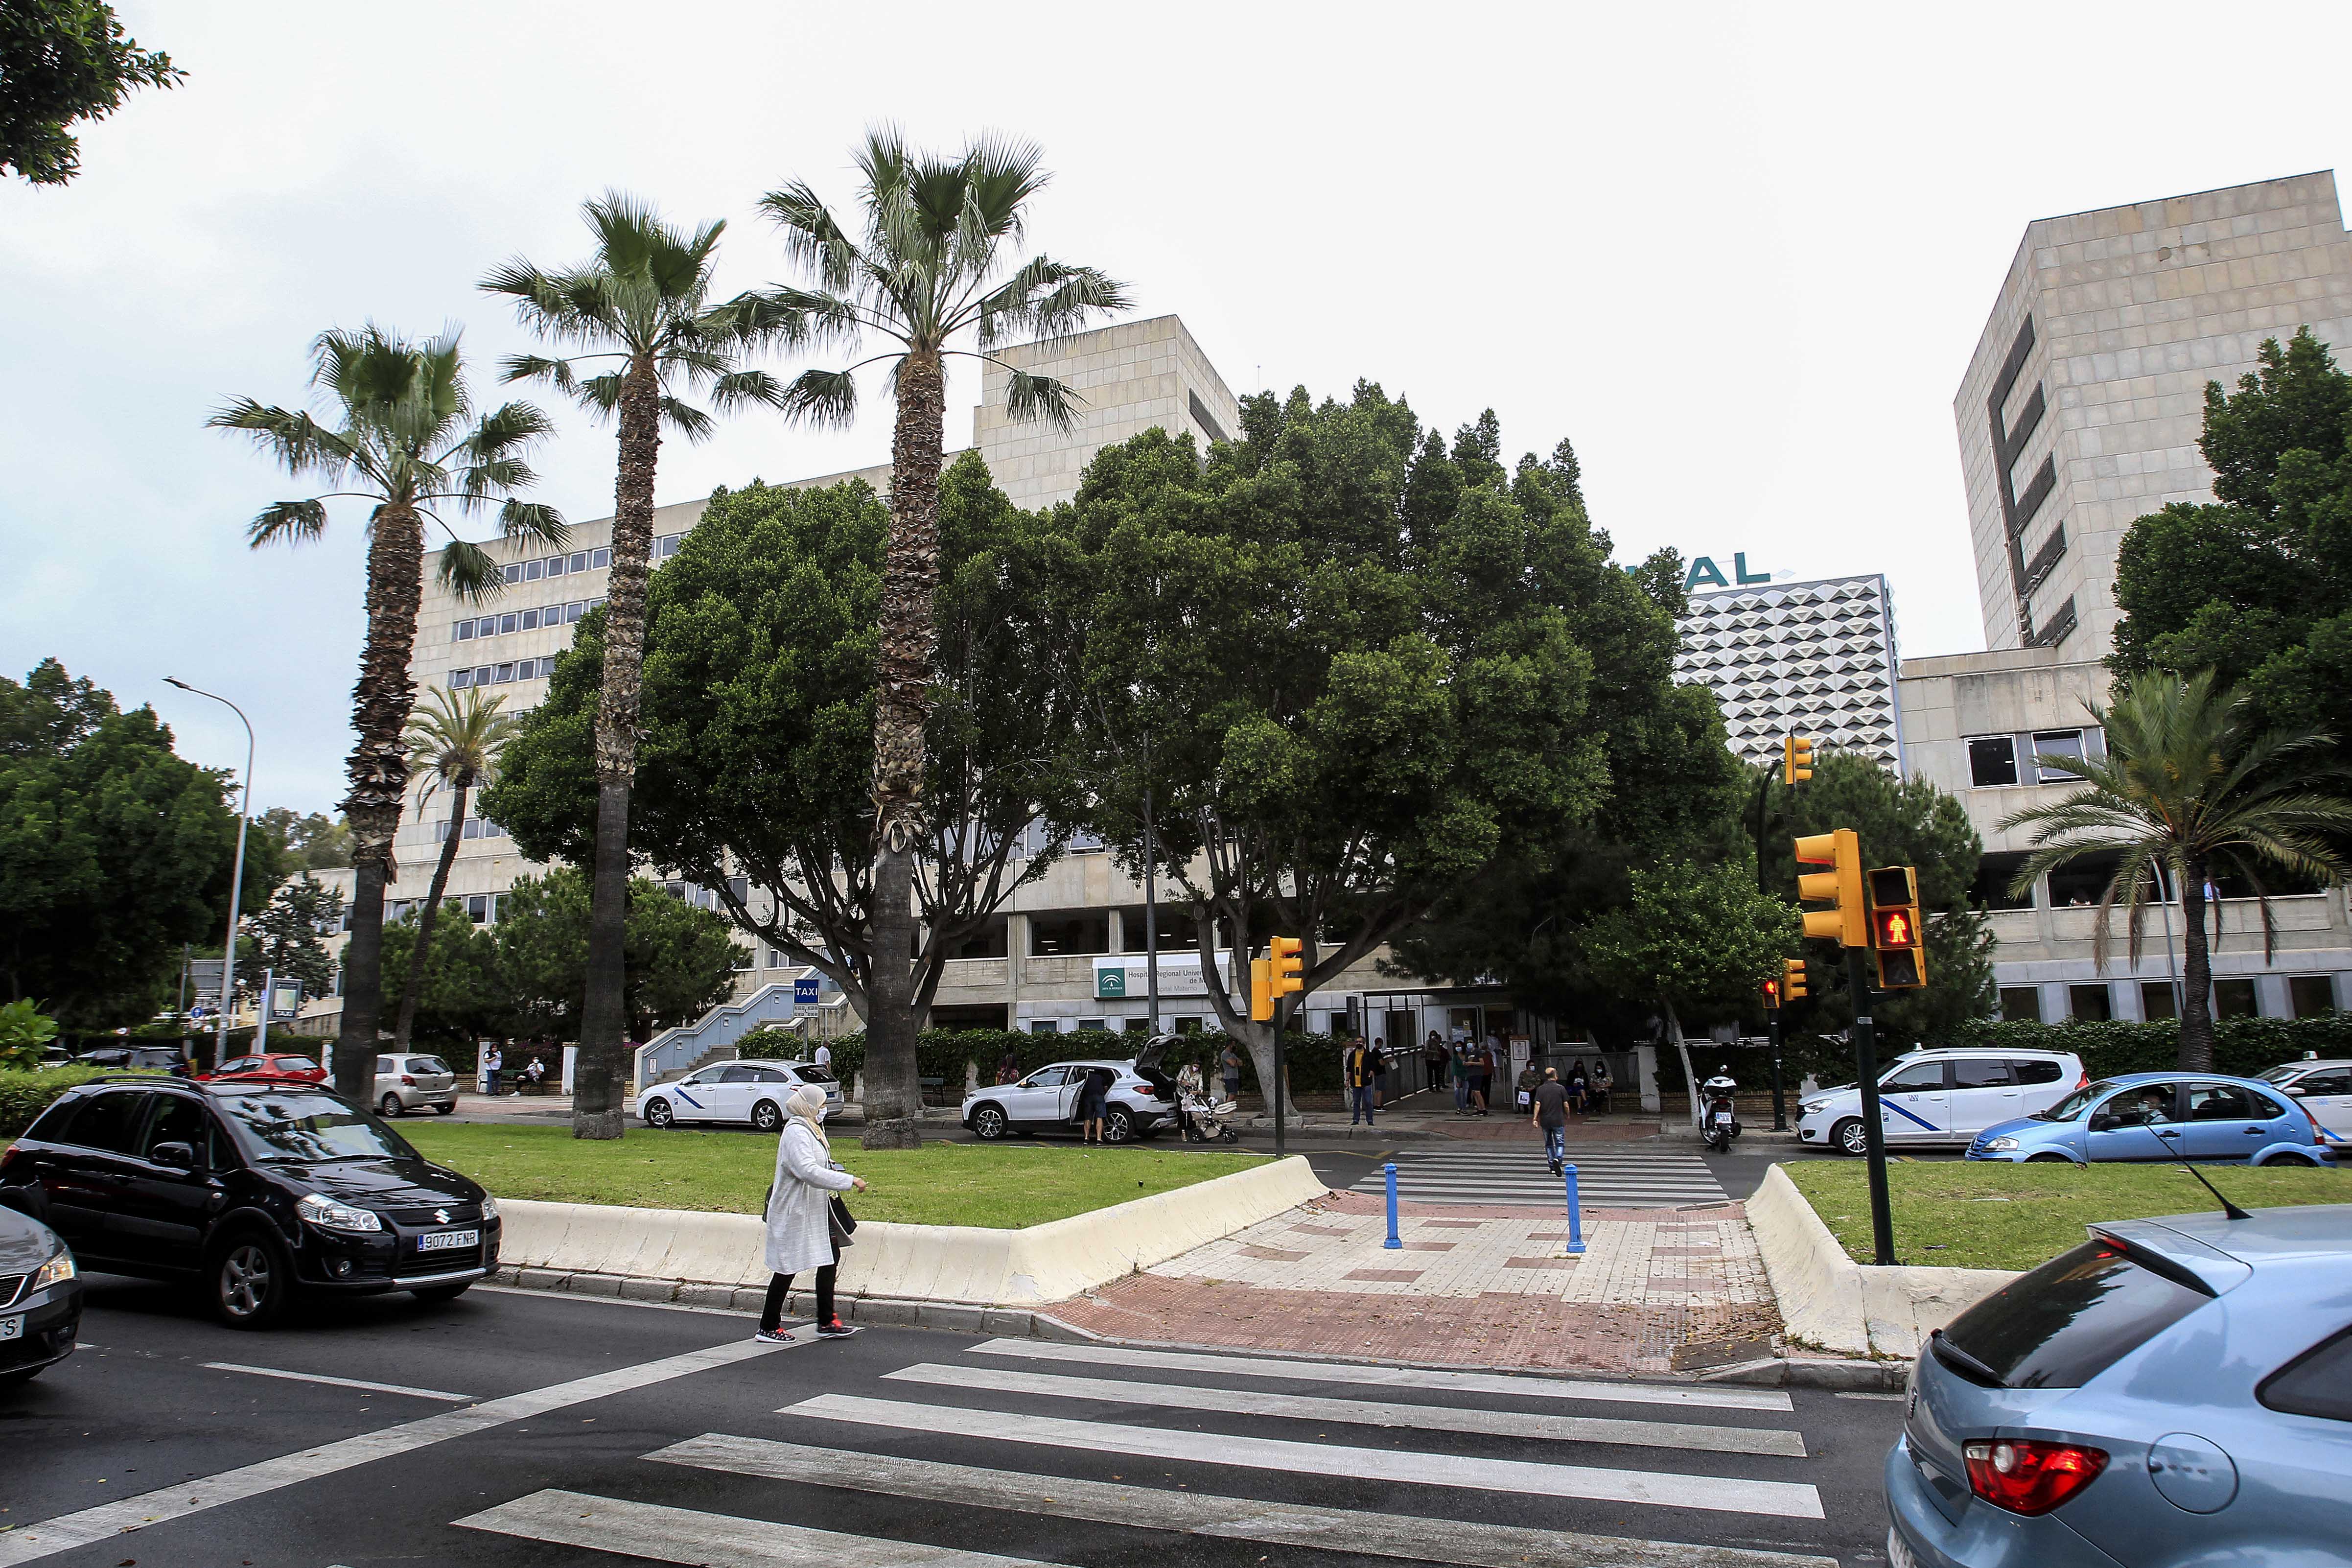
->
xmin=0 ymin=1076 xmax=500 ymax=1329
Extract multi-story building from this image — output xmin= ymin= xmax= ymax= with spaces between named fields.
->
xmin=1674 ymin=574 xmax=1903 ymax=776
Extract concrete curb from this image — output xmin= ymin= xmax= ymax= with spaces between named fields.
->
xmin=494 ymin=1154 xmax=1330 ymax=1307
xmin=484 ymin=1263 xmax=1100 ymax=1339
xmin=1747 ymin=1164 xmax=2015 ymax=1358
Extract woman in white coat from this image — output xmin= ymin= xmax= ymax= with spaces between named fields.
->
xmin=756 ymin=1084 xmax=865 ymax=1342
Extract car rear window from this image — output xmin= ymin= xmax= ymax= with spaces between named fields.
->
xmin=2012 ymin=1059 xmax=2064 ymax=1085
xmin=413 ymin=1058 xmax=450 ymax=1076
xmin=1939 ymin=1239 xmax=2211 ymax=1389
xmin=795 ymin=1066 xmax=835 ymax=1084
xmin=2260 ymin=1325 xmax=2352 ymax=1423
xmin=274 ymin=1057 xmax=321 ymax=1074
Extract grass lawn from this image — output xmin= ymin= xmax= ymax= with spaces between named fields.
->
xmin=398 ymin=1122 xmax=1264 ymax=1229
xmin=1784 ymin=1158 xmax=2351 ymax=1272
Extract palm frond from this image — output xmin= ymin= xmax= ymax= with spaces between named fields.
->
xmin=707 ymin=369 xmax=786 ymax=412
xmin=460 ymin=400 xmax=557 ymax=458
xmin=206 ymin=400 xmax=356 ymax=481
xmin=437 ymin=538 xmax=507 ymax=603
xmin=776 ymin=367 xmax=860 ymax=429
xmin=495 ymin=499 xmax=568 ymax=549
xmin=246 ymin=498 xmax=329 ymax=548
xmin=756 ymin=181 xmax=864 ymax=293
xmin=499 ymin=353 xmax=582 ymax=395
xmin=1004 ymin=369 xmax=1082 ymax=431
xmin=657 ymin=397 xmax=716 ymax=443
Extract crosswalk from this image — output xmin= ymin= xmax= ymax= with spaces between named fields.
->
xmin=1349 ymin=1145 xmax=1732 ymax=1207
xmin=454 ymin=1334 xmax=1842 ymax=1568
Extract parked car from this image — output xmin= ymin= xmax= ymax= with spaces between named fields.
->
xmin=75 ymin=1045 xmax=186 ymax=1072
xmin=202 ymin=1053 xmax=327 ymax=1086
xmin=1965 ymin=1072 xmax=2337 ymax=1166
xmin=960 ymin=1048 xmax=1180 ymax=1144
xmin=0 ymin=1206 xmax=82 ymax=1389
xmin=0 ymin=1077 xmax=499 ymax=1328
xmin=2258 ymin=1057 xmax=2352 ymax=1147
xmin=634 ymin=1060 xmax=842 ymax=1131
xmin=1798 ymin=1049 xmax=2085 ymax=1156
xmin=1887 ymin=1203 xmax=2352 ymax=1568
xmin=373 ymin=1053 xmax=460 ymax=1117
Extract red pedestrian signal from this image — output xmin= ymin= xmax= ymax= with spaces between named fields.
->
xmin=1866 ymin=865 xmax=1928 ymax=990
xmin=1872 ymin=906 xmax=1917 ymax=949
xmin=1762 ymin=978 xmax=1781 ymax=1007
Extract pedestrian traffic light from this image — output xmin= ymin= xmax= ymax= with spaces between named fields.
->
xmin=1794 ymin=828 xmax=1865 ymax=945
xmin=1783 ymin=958 xmax=1809 ymax=1000
xmin=1249 ymin=957 xmax=1273 ymax=1021
xmin=1783 ymin=735 xmax=1814 ymax=786
xmin=1761 ymin=978 xmax=1781 ymax=1008
xmin=1867 ymin=866 xmax=1928 ymax=989
xmin=1269 ymin=936 xmax=1305 ymax=998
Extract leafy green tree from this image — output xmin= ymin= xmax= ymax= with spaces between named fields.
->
xmin=483 ymin=194 xmax=781 ymax=1141
xmin=0 ymin=660 xmax=278 ymax=1026
xmin=376 ymin=913 xmax=502 ymax=1046
xmin=751 ymin=131 xmax=1127 ymax=1148
xmin=240 ymin=873 xmax=344 ymax=1001
xmin=1757 ymin=751 xmax=1998 ymax=1043
xmin=2113 ymin=329 xmax=2352 ymax=743
xmin=211 ymin=327 xmax=562 ymax=1103
xmin=2001 ymin=668 xmax=2352 ymax=1071
xmin=255 ymin=807 xmax=351 ymax=870
xmin=0 ymin=999 xmax=61 ymax=1070
xmin=1063 ymin=389 xmax=1632 ymax=1112
xmin=492 ymin=869 xmax=739 ymax=1043
xmin=393 ymin=689 xmax=518 ymax=1049
xmin=0 ymin=0 xmax=180 ymax=185
xmin=487 ymin=458 xmax=1086 ymax=1027
xmin=1582 ymin=861 xmax=1800 ymax=1123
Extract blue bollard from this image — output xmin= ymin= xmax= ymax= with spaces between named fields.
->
xmin=1383 ymin=1161 xmax=1402 ymax=1249
xmin=1560 ymin=1162 xmax=1586 ymax=1254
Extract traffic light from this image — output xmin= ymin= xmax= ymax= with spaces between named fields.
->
xmin=1782 ymin=735 xmax=1814 ymax=786
xmin=1269 ymin=936 xmax=1305 ymax=999
xmin=1783 ymin=957 xmax=1809 ymax=1000
xmin=1867 ymin=866 xmax=1928 ymax=990
xmin=1794 ymin=828 xmax=1866 ymax=946
xmin=1250 ymin=957 xmax=1273 ymax=1022
xmin=1761 ymin=978 xmax=1781 ymax=1008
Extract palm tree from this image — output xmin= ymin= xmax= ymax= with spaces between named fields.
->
xmin=2002 ymin=668 xmax=2352 ymax=1070
xmin=211 ymin=327 xmax=562 ymax=1104
xmin=482 ymin=193 xmax=784 ymax=1140
xmin=754 ymin=130 xmax=1127 ymax=1148
xmin=392 ymin=687 xmax=520 ymax=1051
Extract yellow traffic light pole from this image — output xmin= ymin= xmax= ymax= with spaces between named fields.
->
xmin=1758 ymin=738 xmax=1816 ymax=1128
xmin=1252 ymin=937 xmax=1306 ymax=1156
xmin=1795 ymin=829 xmax=1898 ymax=1266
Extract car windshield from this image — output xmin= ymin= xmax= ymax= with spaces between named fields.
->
xmin=2258 ymin=1064 xmax=2304 ymax=1084
xmin=2033 ymin=1079 xmax=2115 ymax=1122
xmin=215 ymin=1089 xmax=418 ymax=1164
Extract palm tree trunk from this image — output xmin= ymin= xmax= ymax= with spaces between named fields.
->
xmin=862 ymin=347 xmax=946 ymax=1150
xmin=332 ymin=499 xmax=424 ymax=1103
xmin=392 ymin=776 xmax=469 ymax=1051
xmin=575 ymin=355 xmax=663 ymax=1141
xmin=2178 ymin=857 xmax=2215 ymax=1071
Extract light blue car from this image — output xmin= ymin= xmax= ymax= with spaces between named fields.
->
xmin=1889 ymin=1204 xmax=2352 ymax=1567
xmin=1964 ymin=1071 xmax=2337 ymax=1167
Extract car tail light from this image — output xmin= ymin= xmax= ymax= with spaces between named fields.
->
xmin=2074 ymin=1071 xmax=2090 ymax=1090
xmin=1962 ymin=1440 xmax=2108 ymax=1515
xmin=0 ymin=1145 xmax=17 ymax=1173
xmin=401 ymin=1075 xmax=417 ymax=1086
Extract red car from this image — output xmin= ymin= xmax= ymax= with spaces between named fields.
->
xmin=202 ymin=1053 xmax=327 ymax=1085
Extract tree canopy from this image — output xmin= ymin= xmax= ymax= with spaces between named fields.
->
xmin=0 ymin=0 xmax=180 ymax=185
xmin=493 ymin=869 xmax=740 ymax=1041
xmin=241 ymin=873 xmax=343 ymax=1001
xmin=256 ymin=808 xmax=352 ymax=871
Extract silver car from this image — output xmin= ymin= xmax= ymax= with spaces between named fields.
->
xmin=373 ymin=1053 xmax=459 ymax=1117
xmin=2258 ymin=1057 xmax=2352 ymax=1147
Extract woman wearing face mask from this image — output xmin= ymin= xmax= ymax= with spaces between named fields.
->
xmin=756 ymin=1084 xmax=866 ymax=1342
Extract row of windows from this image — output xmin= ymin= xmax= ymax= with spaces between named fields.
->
xmin=1966 ymin=726 xmax=2102 ymax=788
xmin=2000 ymin=975 xmax=2340 ymax=1024
xmin=433 ymin=817 xmax=509 ymax=842
xmin=453 ymin=598 xmax=605 ymax=641
xmin=378 ymin=892 xmax=503 ymax=926
xmin=451 ymin=657 xmax=556 ymax=688
xmin=502 ymin=548 xmax=611 ymax=586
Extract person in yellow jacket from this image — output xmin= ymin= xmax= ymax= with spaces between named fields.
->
xmin=1343 ymin=1036 xmax=1382 ymax=1126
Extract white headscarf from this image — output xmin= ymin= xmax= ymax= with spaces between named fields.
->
xmin=786 ymin=1083 xmax=829 ymax=1147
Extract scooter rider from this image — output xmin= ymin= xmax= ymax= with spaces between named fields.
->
xmin=1700 ymin=1066 xmax=1741 ymax=1150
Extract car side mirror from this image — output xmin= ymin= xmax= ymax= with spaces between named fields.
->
xmin=150 ymin=1141 xmax=196 ymax=1169
xmin=2087 ymin=1113 xmax=2116 ymax=1132
xmin=2284 ymin=1086 xmax=2308 ymax=1097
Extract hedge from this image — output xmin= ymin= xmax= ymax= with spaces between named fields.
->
xmin=737 ymin=1026 xmax=1367 ymax=1094
xmin=0 ymin=1068 xmax=98 ymax=1138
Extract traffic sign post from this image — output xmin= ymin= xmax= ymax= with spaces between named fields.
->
xmin=1797 ymin=829 xmax=1896 ymax=1266
xmin=1847 ymin=948 xmax=1897 ymax=1266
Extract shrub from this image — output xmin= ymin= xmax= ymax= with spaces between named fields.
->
xmin=0 ymin=1067 xmax=97 ymax=1137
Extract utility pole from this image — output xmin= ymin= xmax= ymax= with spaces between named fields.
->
xmin=166 ymin=678 xmax=254 ymax=1067
xmin=1846 ymin=947 xmax=1897 ymax=1265
xmin=1142 ymin=729 xmax=1161 ymax=1035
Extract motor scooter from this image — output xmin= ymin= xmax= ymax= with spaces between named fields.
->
xmin=1700 ymin=1068 xmax=1741 ymax=1152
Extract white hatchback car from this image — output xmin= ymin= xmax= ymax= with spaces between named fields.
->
xmin=2259 ymin=1057 xmax=2352 ymax=1147
xmin=635 ymin=1060 xmax=842 ymax=1132
xmin=373 ymin=1053 xmax=459 ymax=1117
xmin=1796 ymin=1047 xmax=2084 ymax=1155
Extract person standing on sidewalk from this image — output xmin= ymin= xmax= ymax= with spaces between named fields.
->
xmin=1532 ymin=1067 xmax=1570 ymax=1175
xmin=757 ymin=1084 xmax=865 ymax=1342
xmin=1343 ymin=1036 xmax=1379 ymax=1126
xmin=484 ymin=1042 xmax=503 ymax=1098
xmin=1220 ymin=1041 xmax=1244 ymax=1104
xmin=1448 ymin=1039 xmax=1470 ymax=1114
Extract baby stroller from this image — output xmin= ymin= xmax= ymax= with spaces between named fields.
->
xmin=1181 ymin=1088 xmax=1243 ymax=1143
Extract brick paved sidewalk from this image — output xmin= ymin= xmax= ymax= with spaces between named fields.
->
xmin=1050 ymin=1189 xmax=1780 ymax=1377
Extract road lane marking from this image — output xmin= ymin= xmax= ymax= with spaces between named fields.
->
xmin=653 ymin=1434 xmax=1840 ymax=1568
xmin=965 ymin=1338 xmax=1794 ymax=1412
xmin=201 ymin=1361 xmax=475 ymax=1402
xmin=0 ymin=1336 xmax=789 ymax=1566
xmin=781 ymin=1395 xmax=1825 ymax=1520
xmin=457 ymin=1489 xmax=1032 ymax=1567
xmin=876 ymin=1363 xmax=1805 ymax=1456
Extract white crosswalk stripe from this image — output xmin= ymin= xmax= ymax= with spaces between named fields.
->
xmin=1351 ymin=1145 xmax=1731 ymax=1207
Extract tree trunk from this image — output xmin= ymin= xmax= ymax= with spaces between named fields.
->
xmin=862 ymin=348 xmax=946 ymax=1151
xmin=392 ymin=775 xmax=469 ymax=1051
xmin=2178 ymin=858 xmax=2215 ymax=1072
xmin=575 ymin=355 xmax=663 ymax=1141
xmin=331 ymin=499 xmax=424 ymax=1102
xmin=1664 ymin=999 xmax=1700 ymax=1126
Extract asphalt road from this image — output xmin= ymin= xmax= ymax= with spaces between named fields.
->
xmin=2 ymin=1276 xmax=1908 ymax=1567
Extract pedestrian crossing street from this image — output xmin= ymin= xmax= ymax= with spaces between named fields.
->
xmin=1349 ymin=1145 xmax=1732 ymax=1208
xmin=455 ymin=1335 xmax=1843 ymax=1568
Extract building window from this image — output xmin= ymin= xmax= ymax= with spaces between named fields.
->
xmin=502 ymin=563 xmax=522 ymax=585
xmin=2047 ymin=851 xmax=2119 ymax=909
xmin=2213 ymin=978 xmax=2259 ymax=1018
xmin=546 ymin=554 xmax=565 ymax=578
xmin=2289 ymin=975 xmax=2337 ymax=1017
xmin=1078 ymin=1017 xmax=1107 ymax=1033
xmin=1967 ymin=737 xmax=2019 ymax=787
xmin=2068 ymin=983 xmax=2112 ymax=1022
xmin=520 ymin=608 xmax=540 ymax=631
xmin=1030 ymin=913 xmax=1111 ymax=955
xmin=462 ymin=818 xmax=483 ymax=839
xmin=523 ymin=559 xmax=543 ymax=581
xmin=496 ymin=613 xmax=516 ymax=635
xmin=2141 ymin=982 xmax=2179 ymax=1021
xmin=1971 ymin=851 xmax=2035 ymax=911
xmin=456 ymin=621 xmax=474 ymax=641
xmin=472 ymin=666 xmax=493 ymax=686
xmin=465 ymin=894 xmax=490 ymax=923
xmin=1172 ymin=1016 xmax=1202 ymax=1033
xmin=732 ymin=947 xmax=754 ymax=970
xmin=1998 ymin=986 xmax=2043 ymax=1022
xmin=658 ymin=534 xmax=683 ymax=558
xmin=566 ymin=601 xmax=586 ymax=624
xmin=1028 ymin=1019 xmax=1060 ymax=1034
xmin=450 ymin=669 xmax=473 ymax=689
xmin=591 ymin=547 xmax=611 ymax=568
xmin=2031 ymin=729 xmax=2090 ymax=782
xmin=571 ymin=552 xmax=589 ymax=573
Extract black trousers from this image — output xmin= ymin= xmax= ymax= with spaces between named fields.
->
xmin=759 ymin=1240 xmax=840 ymax=1331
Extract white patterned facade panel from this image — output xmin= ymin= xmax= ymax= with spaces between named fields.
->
xmin=1671 ymin=574 xmax=1903 ymax=775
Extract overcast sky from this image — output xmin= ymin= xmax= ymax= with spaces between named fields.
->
xmin=4 ymin=2 xmax=2346 ymax=814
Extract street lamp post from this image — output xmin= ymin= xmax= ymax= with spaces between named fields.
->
xmin=1142 ymin=726 xmax=1161 ymax=1035
xmin=165 ymin=678 xmax=255 ymax=1065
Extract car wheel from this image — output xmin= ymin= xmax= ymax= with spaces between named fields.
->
xmin=971 ymin=1104 xmax=1008 ymax=1141
xmin=434 ymin=1103 xmax=456 ymax=1115
xmin=378 ymin=1093 xmax=403 ymax=1118
xmin=411 ymin=1282 xmax=472 ymax=1304
xmin=2026 ymin=1152 xmax=2072 ymax=1163
xmin=1832 ymin=1118 xmax=1869 ymax=1157
xmin=751 ymin=1099 xmax=783 ymax=1133
xmin=1103 ymin=1108 xmax=1135 ymax=1145
xmin=210 ymin=1229 xmax=292 ymax=1330
xmin=2266 ymin=1151 xmax=2319 ymax=1167
xmin=644 ymin=1098 xmax=674 ymax=1129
